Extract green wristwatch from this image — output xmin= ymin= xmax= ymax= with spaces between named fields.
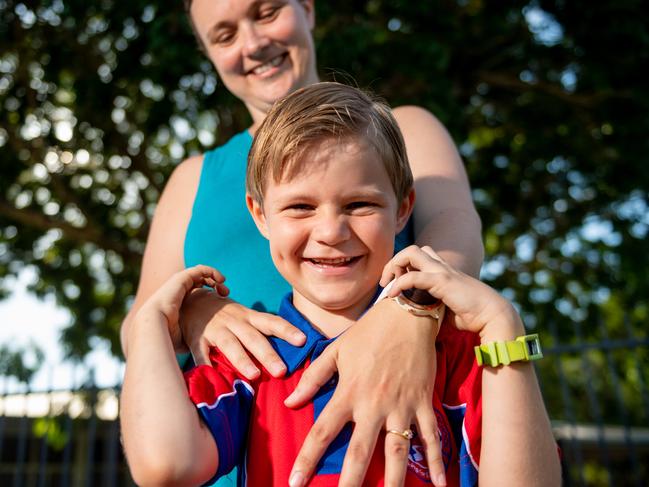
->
xmin=474 ymin=334 xmax=543 ymax=367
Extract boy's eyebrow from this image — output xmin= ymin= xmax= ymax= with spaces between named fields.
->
xmin=272 ymin=187 xmax=390 ymax=203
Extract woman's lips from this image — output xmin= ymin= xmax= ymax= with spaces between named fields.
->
xmin=248 ymin=52 xmax=288 ymax=76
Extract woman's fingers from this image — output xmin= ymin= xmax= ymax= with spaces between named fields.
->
xmin=250 ymin=311 xmax=306 ymax=346
xmin=191 ymin=338 xmax=213 ymax=367
xmin=384 ymin=416 xmax=413 ymax=487
xmin=415 ymin=407 xmax=446 ymax=487
xmin=288 ymin=395 xmax=350 ymax=487
xmin=337 ymin=417 xmax=381 ymax=486
xmin=225 ymin=318 xmax=287 ymax=377
xmin=285 ymin=347 xmax=338 ymax=408
xmin=209 ymin=327 xmax=261 ymax=380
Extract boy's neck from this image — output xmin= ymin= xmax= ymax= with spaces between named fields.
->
xmin=291 ymin=289 xmax=377 ymax=338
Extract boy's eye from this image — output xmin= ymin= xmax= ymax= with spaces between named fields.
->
xmin=284 ymin=203 xmax=314 ymax=213
xmin=346 ymin=201 xmax=377 ymax=212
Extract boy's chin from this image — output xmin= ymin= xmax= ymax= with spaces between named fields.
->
xmin=299 ymin=287 xmax=376 ymax=314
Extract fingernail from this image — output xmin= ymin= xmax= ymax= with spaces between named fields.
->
xmin=292 ymin=331 xmax=306 ymax=343
xmin=284 ymin=388 xmax=299 ymax=404
xmin=271 ymin=361 xmax=286 ymax=376
xmin=434 ymin=473 xmax=447 ymax=486
xmin=245 ymin=365 xmax=260 ymax=378
xmin=289 ymin=471 xmax=305 ymax=487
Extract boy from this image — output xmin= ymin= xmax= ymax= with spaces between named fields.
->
xmin=121 ymin=83 xmax=560 ymax=486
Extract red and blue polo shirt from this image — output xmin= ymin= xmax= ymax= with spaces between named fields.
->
xmin=185 ymin=293 xmax=482 ymax=486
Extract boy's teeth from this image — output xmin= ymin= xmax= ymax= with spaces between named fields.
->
xmin=310 ymin=257 xmax=354 ymax=265
xmin=252 ymin=54 xmax=284 ymax=75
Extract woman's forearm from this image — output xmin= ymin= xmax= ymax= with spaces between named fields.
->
xmin=121 ymin=309 xmax=218 ymax=485
xmin=415 ymin=207 xmax=484 ymax=278
xmin=478 ymin=316 xmax=561 ymax=486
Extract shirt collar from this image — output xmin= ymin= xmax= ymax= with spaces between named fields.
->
xmin=267 ymin=289 xmax=383 ymax=375
xmin=267 ymin=293 xmax=333 ymax=374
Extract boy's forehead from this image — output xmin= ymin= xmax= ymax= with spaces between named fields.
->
xmin=277 ymin=136 xmax=380 ymax=184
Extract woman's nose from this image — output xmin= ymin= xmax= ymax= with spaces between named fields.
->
xmin=240 ymin=22 xmax=270 ymax=58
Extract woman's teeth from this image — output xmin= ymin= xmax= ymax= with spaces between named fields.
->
xmin=252 ymin=54 xmax=285 ymax=75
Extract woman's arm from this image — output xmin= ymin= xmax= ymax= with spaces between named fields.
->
xmin=121 ymin=267 xmax=222 ymax=485
xmin=393 ymin=105 xmax=484 ymax=277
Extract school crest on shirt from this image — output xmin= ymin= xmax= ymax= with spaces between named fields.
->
xmin=407 ymin=409 xmax=453 ymax=482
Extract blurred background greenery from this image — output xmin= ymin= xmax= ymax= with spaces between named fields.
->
xmin=0 ymin=0 xmax=648 ymax=483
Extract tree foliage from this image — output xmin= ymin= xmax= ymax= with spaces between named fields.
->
xmin=1 ymin=0 xmax=647 ymax=426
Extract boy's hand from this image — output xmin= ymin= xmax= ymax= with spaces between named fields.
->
xmin=380 ymin=245 xmax=523 ymax=338
xmin=179 ymin=291 xmax=306 ymax=379
xmin=285 ymin=298 xmax=446 ymax=487
xmin=136 ymin=265 xmax=229 ymax=346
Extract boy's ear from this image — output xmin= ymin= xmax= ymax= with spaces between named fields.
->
xmin=246 ymin=194 xmax=270 ymax=240
xmin=395 ymin=188 xmax=416 ymax=233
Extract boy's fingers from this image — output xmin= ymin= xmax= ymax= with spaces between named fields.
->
xmin=285 ymin=348 xmax=338 ymax=408
xmin=289 ymin=396 xmax=350 ymax=487
xmin=338 ymin=418 xmax=381 ymax=486
xmin=383 ymin=416 xmax=412 ymax=487
xmin=251 ymin=312 xmax=306 ymax=346
xmin=215 ymin=283 xmax=230 ymax=296
xmin=186 ymin=265 xmax=226 ymax=283
xmin=415 ymin=407 xmax=446 ymax=487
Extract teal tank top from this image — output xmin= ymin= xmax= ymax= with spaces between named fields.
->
xmin=185 ymin=130 xmax=290 ymax=313
xmin=183 ymin=130 xmax=414 ymax=486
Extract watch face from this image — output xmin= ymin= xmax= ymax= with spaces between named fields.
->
xmin=527 ymin=340 xmax=540 ymax=356
xmin=524 ymin=335 xmax=543 ymax=360
xmin=402 ymin=288 xmax=440 ymax=307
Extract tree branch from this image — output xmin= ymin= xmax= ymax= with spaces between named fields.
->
xmin=476 ymin=70 xmax=633 ymax=107
xmin=0 ymin=198 xmax=139 ymax=259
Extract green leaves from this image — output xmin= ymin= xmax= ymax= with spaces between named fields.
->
xmin=0 ymin=0 xmax=647 ymax=428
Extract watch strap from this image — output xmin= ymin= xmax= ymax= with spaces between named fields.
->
xmin=474 ymin=334 xmax=543 ymax=367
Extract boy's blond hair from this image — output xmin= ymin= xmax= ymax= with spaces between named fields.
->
xmin=246 ymin=82 xmax=413 ymax=204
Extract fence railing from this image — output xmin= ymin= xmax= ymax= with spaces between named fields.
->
xmin=1 ymin=326 xmax=647 ymax=486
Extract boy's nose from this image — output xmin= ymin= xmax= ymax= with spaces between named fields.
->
xmin=313 ymin=214 xmax=351 ymax=245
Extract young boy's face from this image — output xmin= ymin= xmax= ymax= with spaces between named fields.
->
xmin=248 ymin=137 xmax=414 ymax=318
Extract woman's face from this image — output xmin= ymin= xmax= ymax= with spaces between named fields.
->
xmin=190 ymin=0 xmax=319 ymax=125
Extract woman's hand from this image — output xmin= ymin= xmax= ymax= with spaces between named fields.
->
xmin=284 ymin=298 xmax=447 ymax=487
xmin=179 ymin=289 xmax=306 ymax=379
xmin=381 ymin=245 xmax=521 ymax=337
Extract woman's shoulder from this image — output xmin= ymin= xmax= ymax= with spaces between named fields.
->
xmin=203 ymin=129 xmax=253 ymax=165
xmin=174 ymin=129 xmax=252 ymax=186
xmin=392 ymin=105 xmax=448 ymax=135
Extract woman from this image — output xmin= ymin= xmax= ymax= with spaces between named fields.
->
xmin=120 ymin=0 xmax=484 ymax=485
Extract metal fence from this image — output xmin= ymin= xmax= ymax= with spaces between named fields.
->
xmin=1 ymin=325 xmax=647 ymax=486
xmin=0 ymin=375 xmax=134 ymax=487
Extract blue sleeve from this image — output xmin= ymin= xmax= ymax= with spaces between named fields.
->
xmin=185 ymin=365 xmax=255 ymax=482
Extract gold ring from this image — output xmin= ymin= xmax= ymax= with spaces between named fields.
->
xmin=386 ymin=428 xmax=414 ymax=440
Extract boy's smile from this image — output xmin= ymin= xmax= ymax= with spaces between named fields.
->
xmin=248 ymin=137 xmax=413 ymax=336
